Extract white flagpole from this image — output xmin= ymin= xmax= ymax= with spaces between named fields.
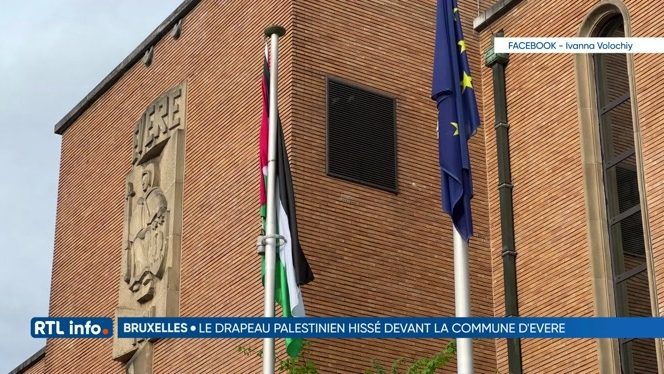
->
xmin=262 ymin=24 xmax=286 ymax=374
xmin=453 ymin=226 xmax=474 ymax=373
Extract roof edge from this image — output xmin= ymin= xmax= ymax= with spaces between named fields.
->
xmin=473 ymin=0 xmax=524 ymax=32
xmin=54 ymin=0 xmax=203 ymax=135
xmin=8 ymin=347 xmax=46 ymax=374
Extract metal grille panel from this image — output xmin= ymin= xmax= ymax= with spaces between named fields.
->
xmin=326 ymin=79 xmax=397 ymax=192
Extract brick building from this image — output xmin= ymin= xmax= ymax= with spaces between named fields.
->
xmin=10 ymin=0 xmax=664 ymax=373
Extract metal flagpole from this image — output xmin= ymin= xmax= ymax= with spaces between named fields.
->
xmin=262 ymin=24 xmax=286 ymax=374
xmin=453 ymin=226 xmax=474 ymax=373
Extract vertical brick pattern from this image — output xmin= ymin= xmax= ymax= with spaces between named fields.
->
xmin=290 ymin=0 xmax=495 ymax=373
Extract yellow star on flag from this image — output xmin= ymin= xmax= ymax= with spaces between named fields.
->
xmin=453 ymin=7 xmax=458 ymax=21
xmin=461 ymin=71 xmax=473 ymax=93
xmin=451 ymin=122 xmax=459 ymax=136
xmin=458 ymin=40 xmax=466 ymax=53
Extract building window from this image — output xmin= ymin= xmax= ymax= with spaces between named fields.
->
xmin=594 ymin=15 xmax=658 ymax=374
xmin=326 ymin=78 xmax=398 ymax=193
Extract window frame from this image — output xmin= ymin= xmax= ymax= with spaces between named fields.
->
xmin=593 ymin=15 xmax=654 ymax=372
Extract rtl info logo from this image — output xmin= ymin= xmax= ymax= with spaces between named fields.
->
xmin=31 ymin=317 xmax=113 ymax=338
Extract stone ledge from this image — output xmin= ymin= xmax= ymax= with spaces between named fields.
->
xmin=8 ymin=347 xmax=46 ymax=374
xmin=473 ymin=0 xmax=524 ymax=32
xmin=53 ymin=0 xmax=202 ymax=135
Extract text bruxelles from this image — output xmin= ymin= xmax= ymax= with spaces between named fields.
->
xmin=121 ymin=321 xmax=566 ymax=336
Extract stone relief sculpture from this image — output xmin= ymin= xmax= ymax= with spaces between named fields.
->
xmin=125 ymin=164 xmax=169 ymax=302
xmin=113 ymin=82 xmax=187 ymax=374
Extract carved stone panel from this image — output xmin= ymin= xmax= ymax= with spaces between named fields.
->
xmin=113 ymin=82 xmax=187 ymax=367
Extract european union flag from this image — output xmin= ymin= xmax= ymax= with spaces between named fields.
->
xmin=431 ymin=0 xmax=481 ymax=243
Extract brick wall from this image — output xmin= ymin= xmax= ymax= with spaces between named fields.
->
xmin=46 ymin=0 xmax=294 ymax=372
xmin=42 ymin=0 xmax=664 ymax=372
xmin=41 ymin=0 xmax=664 ymax=372
xmin=45 ymin=0 xmax=496 ymax=373
xmin=477 ymin=0 xmax=661 ymax=373
xmin=478 ymin=2 xmax=599 ymax=373
xmin=288 ymin=0 xmax=495 ymax=372
xmin=629 ymin=0 xmax=664 ymax=365
xmin=631 ymin=0 xmax=664 ymax=339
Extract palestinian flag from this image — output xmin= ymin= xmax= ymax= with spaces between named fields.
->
xmin=259 ymin=44 xmax=315 ymax=358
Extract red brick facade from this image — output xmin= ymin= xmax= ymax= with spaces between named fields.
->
xmin=15 ymin=0 xmax=661 ymax=373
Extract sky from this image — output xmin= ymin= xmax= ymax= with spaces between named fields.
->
xmin=0 ymin=1 xmax=184 ymax=371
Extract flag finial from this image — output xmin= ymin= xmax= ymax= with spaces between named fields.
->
xmin=264 ymin=25 xmax=286 ymax=38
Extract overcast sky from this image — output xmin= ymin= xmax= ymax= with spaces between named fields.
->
xmin=0 ymin=1 xmax=184 ymax=371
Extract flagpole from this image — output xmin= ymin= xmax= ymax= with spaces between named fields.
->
xmin=453 ymin=226 xmax=474 ymax=373
xmin=262 ymin=24 xmax=286 ymax=374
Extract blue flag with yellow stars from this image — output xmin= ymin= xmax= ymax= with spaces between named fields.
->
xmin=431 ymin=0 xmax=481 ymax=243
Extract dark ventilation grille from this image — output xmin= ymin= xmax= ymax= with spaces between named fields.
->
xmin=326 ymin=78 xmax=397 ymax=193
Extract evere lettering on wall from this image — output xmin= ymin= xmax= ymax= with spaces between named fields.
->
xmin=132 ymin=86 xmax=185 ymax=166
xmin=113 ymin=81 xmax=187 ymax=374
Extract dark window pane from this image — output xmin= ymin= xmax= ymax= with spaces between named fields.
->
xmin=610 ymin=210 xmax=645 ymax=262
xmin=596 ymin=21 xmax=627 ymax=109
xmin=605 ymin=155 xmax=639 ymax=217
xmin=599 ymin=100 xmax=633 ymax=159
xmin=620 ymin=339 xmax=658 ymax=374
xmin=629 ymin=338 xmax=659 ymax=374
xmin=607 ymin=21 xmax=625 ymax=37
xmin=624 ymin=270 xmax=651 ymax=316
xmin=615 ymin=268 xmax=655 ymax=372
xmin=327 ymin=79 xmax=397 ymax=192
xmin=595 ymin=52 xmax=629 ymax=109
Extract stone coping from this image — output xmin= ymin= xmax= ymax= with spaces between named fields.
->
xmin=473 ymin=0 xmax=524 ymax=32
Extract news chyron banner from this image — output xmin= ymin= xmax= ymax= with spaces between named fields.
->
xmin=31 ymin=317 xmax=664 ymax=339
xmin=494 ymin=37 xmax=664 ymax=53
